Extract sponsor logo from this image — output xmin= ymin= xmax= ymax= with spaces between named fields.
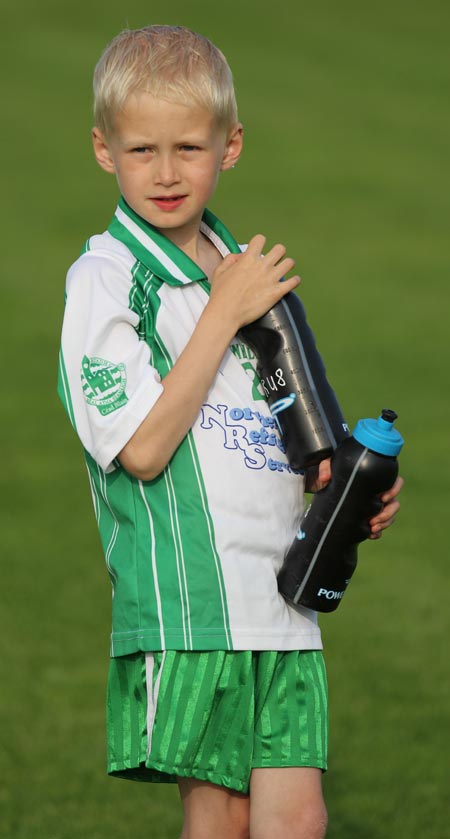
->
xmin=317 ymin=587 xmax=345 ymax=600
xmin=81 ymin=355 xmax=128 ymax=416
xmin=200 ymin=402 xmax=302 ymax=475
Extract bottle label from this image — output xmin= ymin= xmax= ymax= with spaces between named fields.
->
xmin=261 ymin=366 xmax=287 ymax=397
xmin=317 ymin=587 xmax=345 ymax=601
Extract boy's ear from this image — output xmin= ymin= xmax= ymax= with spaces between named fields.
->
xmin=92 ymin=127 xmax=116 ymax=174
xmin=221 ymin=123 xmax=243 ymax=171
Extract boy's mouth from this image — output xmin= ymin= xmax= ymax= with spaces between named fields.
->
xmin=150 ymin=195 xmax=187 ymax=211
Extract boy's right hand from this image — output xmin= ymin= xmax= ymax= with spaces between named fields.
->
xmin=208 ymin=234 xmax=301 ymax=332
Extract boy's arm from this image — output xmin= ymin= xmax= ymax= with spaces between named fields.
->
xmin=118 ymin=235 xmax=300 ymax=481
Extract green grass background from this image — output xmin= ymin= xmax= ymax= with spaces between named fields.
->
xmin=1 ymin=0 xmax=449 ymax=837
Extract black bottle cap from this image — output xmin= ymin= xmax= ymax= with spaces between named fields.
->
xmin=381 ymin=409 xmax=398 ymax=424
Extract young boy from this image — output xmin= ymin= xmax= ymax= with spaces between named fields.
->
xmin=58 ymin=26 xmax=402 ymax=839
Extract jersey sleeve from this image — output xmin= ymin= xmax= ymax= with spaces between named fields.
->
xmin=58 ymin=249 xmax=164 ymax=472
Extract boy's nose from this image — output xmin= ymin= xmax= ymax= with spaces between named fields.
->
xmin=155 ymin=154 xmax=180 ymax=186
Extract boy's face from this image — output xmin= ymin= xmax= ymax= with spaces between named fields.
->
xmin=93 ymin=93 xmax=242 ymax=248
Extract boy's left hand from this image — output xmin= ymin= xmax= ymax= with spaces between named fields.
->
xmin=305 ymin=458 xmax=404 ymax=539
xmin=368 ymin=475 xmax=404 ymax=539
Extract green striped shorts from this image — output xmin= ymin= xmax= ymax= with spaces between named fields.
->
xmin=107 ymin=649 xmax=328 ymax=794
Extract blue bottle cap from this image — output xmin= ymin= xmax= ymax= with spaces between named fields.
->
xmin=352 ymin=409 xmax=404 ymax=456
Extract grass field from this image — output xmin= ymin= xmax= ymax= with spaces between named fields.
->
xmin=1 ymin=1 xmax=449 ymax=837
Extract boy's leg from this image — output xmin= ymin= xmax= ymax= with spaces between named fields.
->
xmin=177 ymin=769 xmax=326 ymax=839
xmin=249 ymin=766 xmax=327 ymax=839
xmin=178 ymin=777 xmax=250 ymax=839
xmin=175 ymin=650 xmax=328 ymax=838
xmin=247 ymin=650 xmax=328 ymax=839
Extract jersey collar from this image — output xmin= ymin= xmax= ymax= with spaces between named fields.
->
xmin=108 ymin=196 xmax=241 ymax=286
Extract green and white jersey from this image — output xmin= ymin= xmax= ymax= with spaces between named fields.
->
xmin=58 ymin=198 xmax=322 ymax=655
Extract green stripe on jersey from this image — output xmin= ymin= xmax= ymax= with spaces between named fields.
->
xmin=57 ymin=349 xmax=77 ymax=431
xmin=128 ymin=261 xmax=160 ymax=344
xmin=85 ymin=444 xmax=233 ymax=653
xmin=84 ymin=451 xmax=163 ymax=653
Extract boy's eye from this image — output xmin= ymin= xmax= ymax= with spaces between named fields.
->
xmin=133 ymin=147 xmax=151 ymax=154
xmin=180 ymin=145 xmax=200 ymax=152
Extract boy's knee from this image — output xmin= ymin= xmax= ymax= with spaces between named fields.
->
xmin=222 ymin=795 xmax=250 ymax=839
xmin=302 ymin=800 xmax=328 ymax=839
xmin=179 ymin=779 xmax=250 ymax=839
xmin=232 ymin=814 xmax=250 ymax=839
xmin=252 ymin=801 xmax=328 ymax=839
xmin=182 ymin=808 xmax=249 ymax=839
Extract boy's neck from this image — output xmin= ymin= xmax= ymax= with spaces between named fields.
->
xmin=158 ymin=221 xmax=222 ymax=280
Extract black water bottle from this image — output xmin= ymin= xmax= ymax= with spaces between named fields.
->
xmin=277 ymin=409 xmax=404 ymax=612
xmin=240 ymin=292 xmax=349 ymax=469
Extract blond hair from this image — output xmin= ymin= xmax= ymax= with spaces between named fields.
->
xmin=93 ymin=25 xmax=238 ymax=138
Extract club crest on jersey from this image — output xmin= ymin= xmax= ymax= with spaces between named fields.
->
xmin=81 ymin=355 xmax=128 ymax=415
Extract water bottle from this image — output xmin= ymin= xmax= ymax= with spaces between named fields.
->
xmin=240 ymin=292 xmax=349 ymax=469
xmin=277 ymin=409 xmax=404 ymax=612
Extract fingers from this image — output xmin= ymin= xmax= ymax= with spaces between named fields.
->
xmin=304 ymin=458 xmax=332 ymax=493
xmin=213 ymin=251 xmax=242 ymax=278
xmin=220 ymin=235 xmax=299 ymax=287
xmin=368 ymin=475 xmax=404 ymax=539
xmin=369 ymin=498 xmax=401 ymax=539
xmin=246 ymin=236 xmax=297 ymax=278
xmin=264 ymin=242 xmax=288 ymax=264
xmin=318 ymin=457 xmax=332 ymax=487
xmin=276 ymin=257 xmax=297 ymax=277
xmin=246 ymin=233 xmax=267 ymax=255
xmin=210 ymin=234 xmax=301 ymax=330
xmin=218 ymin=238 xmax=294 ymax=278
xmin=276 ymin=273 xmax=302 ymax=294
xmin=380 ymin=475 xmax=404 ymax=504
xmin=373 ymin=498 xmax=401 ymax=526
